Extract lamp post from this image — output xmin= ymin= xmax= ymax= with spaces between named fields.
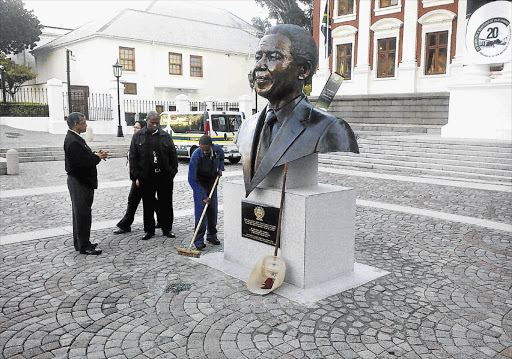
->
xmin=66 ymin=49 xmax=72 ymax=114
xmin=247 ymin=71 xmax=257 ymax=113
xmin=0 ymin=65 xmax=6 ymax=104
xmin=112 ymin=59 xmax=123 ymax=137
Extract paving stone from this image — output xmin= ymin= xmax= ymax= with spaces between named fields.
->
xmin=1 ymin=134 xmax=511 ymax=359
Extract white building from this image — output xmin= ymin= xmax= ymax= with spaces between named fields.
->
xmin=31 ymin=1 xmax=260 ymax=103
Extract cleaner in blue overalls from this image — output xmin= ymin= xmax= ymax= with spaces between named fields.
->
xmin=188 ymin=135 xmax=224 ymax=251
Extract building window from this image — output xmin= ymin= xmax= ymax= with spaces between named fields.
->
xmin=338 ymin=0 xmax=354 ymax=16
xmin=169 ymin=52 xmax=182 ymax=75
xmin=377 ymin=38 xmax=396 ymax=78
xmin=336 ymin=44 xmax=352 ymax=80
xmin=380 ymin=0 xmax=399 ymax=8
xmin=119 ymin=47 xmax=135 ymax=71
xmin=123 ymin=82 xmax=137 ymax=95
xmin=425 ymin=31 xmax=448 ymax=75
xmin=190 ymin=55 xmax=203 ymax=77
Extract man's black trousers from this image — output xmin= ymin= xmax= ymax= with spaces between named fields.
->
xmin=67 ymin=175 xmax=94 ymax=251
xmin=140 ymin=173 xmax=174 ymax=234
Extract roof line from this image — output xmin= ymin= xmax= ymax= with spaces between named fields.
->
xmin=41 ymin=25 xmax=74 ymax=31
xmin=97 ymin=9 xmax=129 ymax=33
xmin=125 ymin=7 xmax=257 ymax=33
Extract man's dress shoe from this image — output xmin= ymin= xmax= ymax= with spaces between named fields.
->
xmin=207 ymin=238 xmax=220 ymax=245
xmin=163 ymin=232 xmax=176 ymax=238
xmin=141 ymin=232 xmax=154 ymax=240
xmin=80 ymin=248 xmax=102 ymax=255
xmin=195 ymin=243 xmax=206 ymax=250
xmin=113 ymin=228 xmax=130 ymax=234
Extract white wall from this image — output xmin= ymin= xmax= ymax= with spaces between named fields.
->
xmin=33 ymin=37 xmax=255 ymax=101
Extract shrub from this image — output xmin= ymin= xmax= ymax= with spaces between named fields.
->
xmin=304 ymin=84 xmax=312 ymax=96
xmin=0 ymin=102 xmax=49 ymax=117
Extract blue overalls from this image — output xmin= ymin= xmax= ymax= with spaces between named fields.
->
xmin=188 ymin=144 xmax=225 ymax=246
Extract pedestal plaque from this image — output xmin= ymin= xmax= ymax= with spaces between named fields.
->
xmin=241 ymin=200 xmax=279 ymax=246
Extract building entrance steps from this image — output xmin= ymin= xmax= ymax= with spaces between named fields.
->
xmin=319 ymin=134 xmax=512 ymax=185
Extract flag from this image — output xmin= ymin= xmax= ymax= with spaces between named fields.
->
xmin=320 ymin=0 xmax=332 ymax=57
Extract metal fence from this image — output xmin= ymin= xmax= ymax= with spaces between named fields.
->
xmin=190 ymin=101 xmax=207 ymax=111
xmin=63 ymin=92 xmax=113 ymax=121
xmin=3 ymin=87 xmax=48 ymax=104
xmin=124 ymin=99 xmax=176 ymax=117
xmin=212 ymin=101 xmax=239 ymax=111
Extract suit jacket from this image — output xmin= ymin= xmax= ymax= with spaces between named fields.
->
xmin=235 ymin=96 xmax=359 ymax=196
xmin=129 ymin=127 xmax=178 ymax=181
xmin=64 ymin=130 xmax=101 ymax=189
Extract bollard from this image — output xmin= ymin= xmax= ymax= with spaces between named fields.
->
xmin=6 ymin=149 xmax=20 ymax=175
xmin=86 ymin=126 xmax=94 ymax=142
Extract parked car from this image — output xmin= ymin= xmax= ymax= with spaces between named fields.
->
xmin=159 ymin=110 xmax=245 ymax=163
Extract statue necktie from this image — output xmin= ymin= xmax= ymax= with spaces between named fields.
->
xmin=255 ymin=109 xmax=277 ymax=171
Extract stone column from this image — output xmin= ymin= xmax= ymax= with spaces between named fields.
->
xmin=351 ymin=0 xmax=372 ymax=94
xmin=175 ymin=94 xmax=190 ymax=112
xmin=204 ymin=96 xmax=215 ymax=111
xmin=398 ymin=0 xmax=418 ymax=92
xmin=238 ymin=94 xmax=252 ymax=118
xmin=312 ymin=0 xmax=331 ymax=96
xmin=46 ymin=78 xmax=68 ymax=134
xmin=450 ymin=0 xmax=467 ymax=78
xmin=6 ymin=149 xmax=19 ymax=175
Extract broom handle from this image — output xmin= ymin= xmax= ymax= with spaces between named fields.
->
xmin=189 ymin=175 xmax=220 ymax=249
xmin=274 ymin=162 xmax=288 ymax=257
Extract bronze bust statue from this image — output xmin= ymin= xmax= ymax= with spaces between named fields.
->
xmin=236 ymin=24 xmax=359 ymax=197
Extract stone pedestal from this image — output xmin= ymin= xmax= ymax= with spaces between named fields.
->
xmin=224 ymin=180 xmax=355 ymax=289
xmin=195 ymin=155 xmax=388 ymax=303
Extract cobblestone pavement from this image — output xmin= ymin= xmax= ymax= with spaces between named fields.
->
xmin=1 ymin=135 xmax=512 ymax=358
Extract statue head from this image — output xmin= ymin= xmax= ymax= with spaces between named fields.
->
xmin=251 ymin=24 xmax=318 ymax=109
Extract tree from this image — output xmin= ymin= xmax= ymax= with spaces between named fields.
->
xmin=0 ymin=0 xmax=42 ymax=55
xmin=251 ymin=16 xmax=272 ymax=37
xmin=255 ymin=0 xmax=314 ymax=33
xmin=0 ymin=54 xmax=36 ymax=99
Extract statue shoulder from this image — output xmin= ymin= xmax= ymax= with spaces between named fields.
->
xmin=309 ymin=107 xmax=339 ymax=125
xmin=313 ymin=109 xmax=360 ymax=154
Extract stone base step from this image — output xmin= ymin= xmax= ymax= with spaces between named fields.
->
xmin=0 ymin=144 xmax=130 ymax=162
xmin=318 ymin=157 xmax=512 ymax=184
xmin=320 ymin=153 xmax=511 ymax=177
xmin=351 ymin=123 xmax=442 ymax=134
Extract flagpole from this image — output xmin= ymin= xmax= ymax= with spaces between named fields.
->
xmin=325 ymin=0 xmax=329 ymax=60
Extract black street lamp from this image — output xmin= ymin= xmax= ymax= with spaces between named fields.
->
xmin=0 ymin=65 xmax=6 ymax=104
xmin=113 ymin=59 xmax=123 ymax=137
xmin=247 ymin=71 xmax=257 ymax=113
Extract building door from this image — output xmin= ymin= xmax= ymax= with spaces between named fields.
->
xmin=70 ymin=85 xmax=89 ymax=119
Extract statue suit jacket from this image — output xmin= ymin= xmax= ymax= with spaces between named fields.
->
xmin=235 ymin=96 xmax=359 ymax=197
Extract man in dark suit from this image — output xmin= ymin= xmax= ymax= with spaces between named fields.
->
xmin=236 ymin=24 xmax=359 ymax=197
xmin=129 ymin=111 xmax=178 ymax=241
xmin=64 ymin=112 xmax=108 ymax=255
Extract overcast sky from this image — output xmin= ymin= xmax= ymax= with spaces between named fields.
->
xmin=23 ymin=0 xmax=269 ymax=29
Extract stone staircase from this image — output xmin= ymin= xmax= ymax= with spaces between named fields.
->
xmin=319 ymin=135 xmax=512 ymax=184
xmin=0 ymin=144 xmax=130 ymax=163
xmin=313 ymin=92 xmax=450 ymax=135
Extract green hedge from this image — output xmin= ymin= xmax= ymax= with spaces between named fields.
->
xmin=0 ymin=102 xmax=49 ymax=117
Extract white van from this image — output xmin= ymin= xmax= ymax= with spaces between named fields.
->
xmin=159 ymin=110 xmax=244 ymax=163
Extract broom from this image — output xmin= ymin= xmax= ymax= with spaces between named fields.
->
xmin=177 ymin=175 xmax=220 ymax=258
